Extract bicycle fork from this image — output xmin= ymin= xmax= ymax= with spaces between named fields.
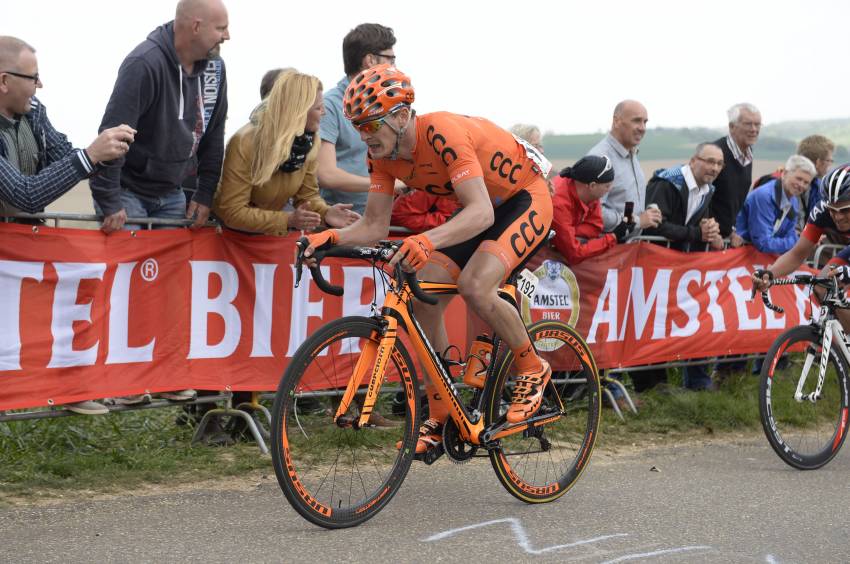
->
xmin=334 ymin=317 xmax=398 ymax=428
xmin=797 ymin=320 xmax=848 ymax=403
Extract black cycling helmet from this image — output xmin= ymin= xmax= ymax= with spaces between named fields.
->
xmin=823 ymin=164 xmax=850 ymax=205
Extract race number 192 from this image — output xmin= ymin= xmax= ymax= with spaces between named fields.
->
xmin=517 ymin=268 xmax=538 ymax=300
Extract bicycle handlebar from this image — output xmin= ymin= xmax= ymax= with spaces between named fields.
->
xmin=294 ymin=237 xmax=439 ymax=305
xmin=753 ymin=273 xmax=840 ymax=314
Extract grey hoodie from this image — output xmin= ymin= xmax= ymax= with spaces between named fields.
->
xmin=90 ymin=22 xmax=227 ymax=215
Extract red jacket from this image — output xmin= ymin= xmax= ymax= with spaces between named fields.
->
xmin=391 ymin=191 xmax=460 ymax=233
xmin=550 ymin=176 xmax=616 ymax=264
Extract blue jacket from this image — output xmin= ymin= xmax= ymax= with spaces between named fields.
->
xmin=735 ymin=179 xmax=799 ymax=254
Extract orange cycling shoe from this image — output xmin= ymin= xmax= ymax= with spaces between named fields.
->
xmin=397 ymin=418 xmax=443 ymax=454
xmin=506 ymin=359 xmax=552 ymax=424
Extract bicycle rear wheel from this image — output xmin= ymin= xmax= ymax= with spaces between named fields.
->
xmin=484 ymin=320 xmax=601 ymax=503
xmin=759 ymin=324 xmax=850 ymax=470
xmin=271 ymin=317 xmax=420 ymax=528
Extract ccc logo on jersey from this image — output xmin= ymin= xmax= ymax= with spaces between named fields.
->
xmin=490 ymin=152 xmax=523 ymax=185
xmin=424 ymin=181 xmax=455 ymax=196
xmin=426 ymin=126 xmax=457 ymax=166
xmin=510 ymin=210 xmax=546 ymax=258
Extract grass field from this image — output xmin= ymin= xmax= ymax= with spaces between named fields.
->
xmin=0 ymin=367 xmax=769 ymax=507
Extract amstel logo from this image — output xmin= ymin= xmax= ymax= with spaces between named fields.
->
xmin=520 ymin=259 xmax=580 ymax=327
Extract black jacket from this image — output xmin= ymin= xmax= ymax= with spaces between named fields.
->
xmin=644 ymin=166 xmax=716 ymax=252
xmin=708 ymin=136 xmax=752 ymax=237
xmin=91 ymin=22 xmax=228 ymax=215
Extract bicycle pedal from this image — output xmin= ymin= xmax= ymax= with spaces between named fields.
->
xmin=414 ymin=444 xmax=445 ymax=465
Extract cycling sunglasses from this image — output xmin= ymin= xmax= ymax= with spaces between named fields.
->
xmin=352 ymin=117 xmax=386 ymax=134
xmin=827 ymin=203 xmax=850 ymax=214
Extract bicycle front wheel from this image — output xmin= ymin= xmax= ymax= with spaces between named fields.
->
xmin=759 ymin=324 xmax=850 ymax=470
xmin=485 ymin=320 xmax=601 ymax=503
xmin=271 ymin=317 xmax=420 ymax=528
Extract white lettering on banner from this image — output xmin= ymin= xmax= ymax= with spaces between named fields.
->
xmin=620 ymin=268 xmax=671 ymax=341
xmin=794 ymin=278 xmax=816 ymax=323
xmin=251 ymin=264 xmax=277 ymax=357
xmin=704 ymin=271 xmax=726 ymax=332
xmin=48 ymin=263 xmax=106 ymax=368
xmin=0 ymin=261 xmax=43 ymax=371
xmin=671 ymin=270 xmax=701 ymax=338
xmin=340 ymin=267 xmax=383 ymax=355
xmin=188 ymin=261 xmax=241 ymax=359
xmin=106 ymin=262 xmax=155 ymax=365
xmin=727 ymin=267 xmax=761 ymax=330
xmin=587 ymin=269 xmax=619 ymax=344
xmin=287 ymin=265 xmax=329 ymax=357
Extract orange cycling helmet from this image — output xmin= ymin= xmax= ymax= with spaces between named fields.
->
xmin=343 ymin=63 xmax=415 ymax=123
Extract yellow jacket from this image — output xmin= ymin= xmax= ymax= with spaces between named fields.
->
xmin=213 ymin=123 xmax=330 ymax=235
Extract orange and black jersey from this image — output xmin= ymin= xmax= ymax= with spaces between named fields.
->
xmin=368 ymin=112 xmax=546 ymax=206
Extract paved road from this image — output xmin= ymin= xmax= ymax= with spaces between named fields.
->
xmin=2 ymin=436 xmax=848 ymax=563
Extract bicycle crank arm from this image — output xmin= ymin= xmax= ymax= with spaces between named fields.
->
xmin=479 ymin=410 xmax=563 ymax=444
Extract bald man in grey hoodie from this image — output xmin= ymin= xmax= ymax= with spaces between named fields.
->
xmin=91 ymin=0 xmax=229 ymax=233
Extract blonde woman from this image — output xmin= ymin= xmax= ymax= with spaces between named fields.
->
xmin=214 ymin=70 xmax=359 ymax=234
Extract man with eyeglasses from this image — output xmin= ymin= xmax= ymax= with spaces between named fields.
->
xmin=710 ymin=102 xmax=762 ymax=238
xmin=317 ymin=23 xmax=405 ymax=216
xmin=0 ymin=36 xmax=134 ymax=222
xmin=754 ymin=164 xmax=850 ymax=332
xmin=639 ymin=143 xmax=725 ymax=391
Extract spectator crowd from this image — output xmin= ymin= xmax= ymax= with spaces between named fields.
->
xmin=1 ymin=0 xmax=846 ymax=424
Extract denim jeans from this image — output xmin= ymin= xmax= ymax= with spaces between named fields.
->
xmin=683 ymin=364 xmax=712 ymax=390
xmin=95 ymin=189 xmax=187 ymax=230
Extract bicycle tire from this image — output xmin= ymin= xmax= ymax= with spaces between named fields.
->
xmin=484 ymin=320 xmax=601 ymax=503
xmin=759 ymin=324 xmax=850 ymax=470
xmin=271 ymin=316 xmax=420 ymax=528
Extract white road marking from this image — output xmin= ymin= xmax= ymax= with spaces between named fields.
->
xmin=600 ymin=546 xmax=713 ymax=563
xmin=422 ymin=517 xmax=629 ymax=555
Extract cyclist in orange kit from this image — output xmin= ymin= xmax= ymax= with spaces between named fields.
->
xmin=303 ymin=64 xmax=553 ymax=453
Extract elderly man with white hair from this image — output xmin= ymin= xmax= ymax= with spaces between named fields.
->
xmin=710 ymin=102 xmax=762 ymax=238
xmin=734 ymin=155 xmax=816 ymax=254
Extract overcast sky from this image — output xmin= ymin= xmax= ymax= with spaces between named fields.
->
xmin=8 ymin=0 xmax=850 ymax=145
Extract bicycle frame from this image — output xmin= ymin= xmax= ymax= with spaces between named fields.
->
xmin=334 ymin=275 xmax=564 ymax=446
xmin=798 ymin=317 xmax=850 ymax=403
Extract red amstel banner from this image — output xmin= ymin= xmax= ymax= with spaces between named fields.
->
xmin=0 ymin=224 xmax=814 ymax=410
xmin=517 ymin=244 xmax=817 ymax=370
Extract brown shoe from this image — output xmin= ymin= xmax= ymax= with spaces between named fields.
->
xmin=367 ymin=411 xmax=400 ymax=428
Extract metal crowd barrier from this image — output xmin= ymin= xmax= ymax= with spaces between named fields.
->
xmin=0 ymin=214 xmax=843 ymax=434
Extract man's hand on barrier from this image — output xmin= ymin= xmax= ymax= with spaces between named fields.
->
xmin=290 ymin=203 xmax=322 ymax=231
xmin=729 ymin=231 xmax=745 ymax=248
xmin=101 ymin=209 xmax=127 ymax=234
xmin=388 ymin=233 xmax=434 ymax=272
xmin=86 ymin=124 xmax=136 ymax=165
xmin=324 ymin=203 xmax=360 ymax=228
xmin=639 ymin=207 xmax=662 ymax=229
xmin=752 ymin=268 xmax=774 ymax=292
xmin=699 ymin=217 xmax=720 ymax=242
xmin=186 ymin=201 xmax=210 ymax=229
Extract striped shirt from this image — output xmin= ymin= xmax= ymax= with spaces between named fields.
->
xmin=0 ymin=97 xmax=95 ymax=214
xmin=726 ymin=136 xmax=753 ymax=168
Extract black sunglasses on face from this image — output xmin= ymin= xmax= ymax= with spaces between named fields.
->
xmin=2 ymin=70 xmax=40 ymax=84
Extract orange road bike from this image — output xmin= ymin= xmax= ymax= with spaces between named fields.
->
xmin=271 ymin=240 xmax=601 ymax=528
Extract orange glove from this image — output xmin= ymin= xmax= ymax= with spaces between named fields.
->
xmin=304 ymin=229 xmax=339 ymax=256
xmin=396 ymin=233 xmax=435 ymax=271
